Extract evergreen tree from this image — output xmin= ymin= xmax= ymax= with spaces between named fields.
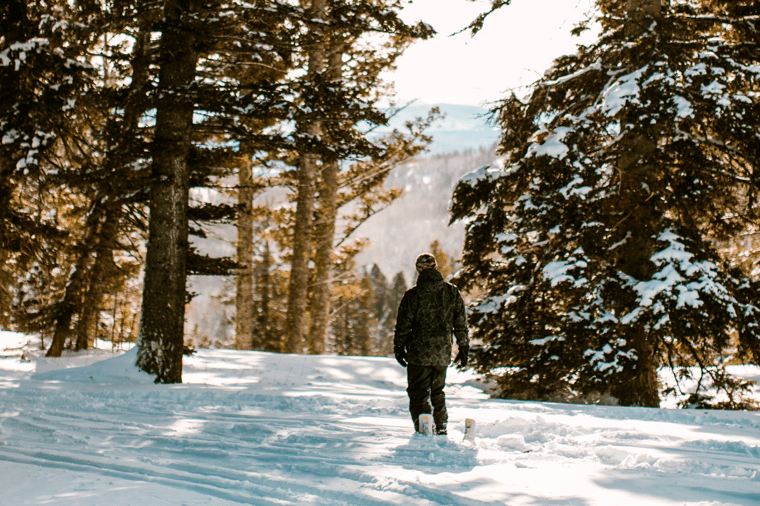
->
xmin=136 ymin=0 xmax=295 ymax=380
xmin=451 ymin=0 xmax=760 ymax=407
xmin=330 ymin=270 xmax=377 ymax=356
xmin=0 ymin=0 xmax=118 ymax=348
xmin=429 ymin=240 xmax=454 ymax=280
xmin=135 ymin=0 xmax=201 ymax=382
xmin=390 ymin=271 xmax=408 ymax=311
xmin=45 ymin=0 xmax=153 ymax=356
xmin=370 ymin=266 xmax=410 ymax=355
xmin=355 ymin=274 xmax=377 ymax=356
xmin=254 ymin=239 xmax=289 ymax=353
xmin=284 ymin=0 xmax=434 ymax=354
xmin=368 ymin=264 xmax=392 ymax=353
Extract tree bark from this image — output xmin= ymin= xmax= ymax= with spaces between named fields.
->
xmin=607 ymin=0 xmax=664 ymax=407
xmin=307 ymin=39 xmax=343 ymax=355
xmin=75 ymin=211 xmax=118 ymax=350
xmin=47 ymin=205 xmax=102 ymax=356
xmin=136 ymin=0 xmax=198 ymax=383
xmin=625 ymin=0 xmax=663 ymax=36
xmin=235 ymin=159 xmax=255 ymax=350
xmin=285 ymin=0 xmax=327 ymax=354
xmin=257 ymin=240 xmax=272 ymax=350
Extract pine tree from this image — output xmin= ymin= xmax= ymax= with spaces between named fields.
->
xmin=451 ymin=0 xmax=760 ymax=407
xmin=429 ymin=240 xmax=454 ymax=280
xmin=136 ymin=0 xmax=296 ymax=379
xmin=367 ymin=264 xmax=393 ymax=354
xmin=377 ymin=269 xmax=408 ymax=355
xmin=355 ymin=274 xmax=377 ymax=356
xmin=284 ymin=0 xmax=434 ymax=353
xmin=135 ymin=0 xmax=201 ymax=382
xmin=330 ymin=270 xmax=377 ymax=356
xmin=254 ymin=239 xmax=289 ymax=353
xmin=0 ymin=0 xmax=115 ymax=348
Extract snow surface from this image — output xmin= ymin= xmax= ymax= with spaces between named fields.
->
xmin=2 ymin=331 xmax=760 ymax=506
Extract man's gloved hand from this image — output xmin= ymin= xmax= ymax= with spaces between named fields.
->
xmin=394 ymin=346 xmax=407 ymax=367
xmin=455 ymin=345 xmax=469 ymax=367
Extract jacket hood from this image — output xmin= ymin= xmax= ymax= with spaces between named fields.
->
xmin=416 ymin=268 xmax=443 ymax=285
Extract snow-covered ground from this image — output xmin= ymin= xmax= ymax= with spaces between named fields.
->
xmin=1 ymin=331 xmax=759 ymax=506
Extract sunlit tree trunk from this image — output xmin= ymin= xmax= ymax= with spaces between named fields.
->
xmin=235 ymin=157 xmax=255 ymax=350
xmin=136 ymin=0 xmax=199 ymax=383
xmin=285 ymin=0 xmax=327 ymax=354
xmin=307 ymin=38 xmax=343 ymax=355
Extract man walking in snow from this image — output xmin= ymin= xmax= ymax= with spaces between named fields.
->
xmin=394 ymin=253 xmax=469 ymax=435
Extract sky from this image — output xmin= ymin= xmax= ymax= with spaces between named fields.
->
xmin=387 ymin=0 xmax=600 ymax=106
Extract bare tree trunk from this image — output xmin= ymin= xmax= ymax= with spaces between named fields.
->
xmin=136 ymin=0 xmax=199 ymax=383
xmin=235 ymin=158 xmax=255 ymax=350
xmin=257 ymin=240 xmax=272 ymax=350
xmin=285 ymin=0 xmax=327 ymax=354
xmin=307 ymin=39 xmax=344 ymax=355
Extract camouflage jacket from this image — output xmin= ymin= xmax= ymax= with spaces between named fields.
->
xmin=394 ymin=268 xmax=469 ymax=368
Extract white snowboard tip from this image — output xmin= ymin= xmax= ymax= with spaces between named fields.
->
xmin=463 ymin=418 xmax=477 ymax=442
xmin=418 ymin=414 xmax=434 ymax=436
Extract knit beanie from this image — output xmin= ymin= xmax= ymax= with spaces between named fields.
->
xmin=415 ymin=253 xmax=437 ymax=273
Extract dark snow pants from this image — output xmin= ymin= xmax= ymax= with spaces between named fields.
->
xmin=407 ymin=364 xmax=447 ymax=431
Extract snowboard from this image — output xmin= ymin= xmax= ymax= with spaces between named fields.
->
xmin=463 ymin=418 xmax=476 ymax=442
xmin=418 ymin=414 xmax=435 ymax=436
xmin=417 ymin=414 xmax=477 ymax=441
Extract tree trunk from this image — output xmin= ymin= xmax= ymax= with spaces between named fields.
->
xmin=257 ymin=240 xmax=272 ymax=350
xmin=75 ymin=211 xmax=118 ymax=350
xmin=612 ymin=328 xmax=660 ymax=407
xmin=307 ymin=40 xmax=343 ymax=355
xmin=625 ymin=0 xmax=663 ymax=36
xmin=47 ymin=206 xmax=102 ymax=356
xmin=136 ymin=0 xmax=198 ymax=383
xmin=285 ymin=0 xmax=327 ymax=354
xmin=306 ymin=159 xmax=338 ymax=355
xmin=611 ymin=0 xmax=664 ymax=406
xmin=235 ymin=159 xmax=255 ymax=350
xmin=48 ymin=0 xmax=155 ymax=357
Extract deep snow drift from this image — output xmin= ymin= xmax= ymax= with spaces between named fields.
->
xmin=1 ymin=331 xmax=759 ymax=506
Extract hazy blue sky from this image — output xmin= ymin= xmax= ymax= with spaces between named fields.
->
xmin=388 ymin=0 xmax=600 ymax=106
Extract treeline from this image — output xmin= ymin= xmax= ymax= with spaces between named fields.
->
xmin=0 ymin=0 xmax=438 ymax=382
xmin=189 ymin=237 xmax=456 ymax=355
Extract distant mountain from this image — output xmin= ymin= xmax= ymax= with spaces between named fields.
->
xmin=353 ymin=146 xmax=501 ymax=282
xmin=184 ymin=105 xmax=503 ymax=342
xmin=384 ymin=103 xmax=500 ymax=154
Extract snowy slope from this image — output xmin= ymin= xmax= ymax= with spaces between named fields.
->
xmin=1 ymin=331 xmax=759 ymax=506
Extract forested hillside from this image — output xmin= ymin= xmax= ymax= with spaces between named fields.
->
xmin=354 ymin=145 xmax=499 ymax=281
xmin=185 ymin=145 xmax=499 ymax=351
